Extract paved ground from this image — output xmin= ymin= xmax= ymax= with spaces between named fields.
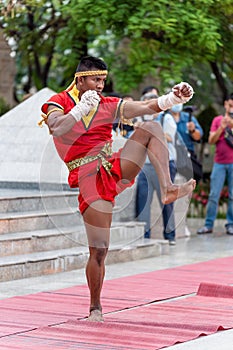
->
xmin=0 ymin=218 xmax=233 ymax=349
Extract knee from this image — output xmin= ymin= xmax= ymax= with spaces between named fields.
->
xmin=135 ymin=121 xmax=161 ymax=138
xmin=89 ymin=243 xmax=108 ymax=266
xmin=141 ymin=121 xmax=162 ymax=135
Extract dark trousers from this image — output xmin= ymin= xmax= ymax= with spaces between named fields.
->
xmin=136 ymin=161 xmax=177 ymax=240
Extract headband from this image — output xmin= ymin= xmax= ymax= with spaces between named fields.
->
xmin=74 ymin=70 xmax=108 ymax=77
xmin=66 ymin=70 xmax=108 ymax=92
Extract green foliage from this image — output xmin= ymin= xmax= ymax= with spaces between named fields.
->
xmin=0 ymin=96 xmax=10 ymax=116
xmin=197 ymin=105 xmax=218 ymax=143
xmin=107 ymin=0 xmax=224 ymax=90
xmin=1 ymin=0 xmax=73 ymax=96
xmin=190 ymin=180 xmax=228 ymax=218
xmin=0 ymin=0 xmax=233 ymax=103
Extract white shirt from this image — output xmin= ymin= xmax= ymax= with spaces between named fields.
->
xmin=161 ymin=112 xmax=177 ymax=161
xmin=143 ymin=112 xmax=177 ymax=163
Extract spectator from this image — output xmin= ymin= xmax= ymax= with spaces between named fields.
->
xmin=169 ymin=104 xmax=203 ymax=177
xmin=142 ymin=85 xmax=160 ymax=96
xmin=135 ymin=92 xmax=177 ymax=245
xmin=197 ymin=93 xmax=233 ymax=235
xmin=134 ymin=86 xmax=160 ymax=124
xmin=169 ymin=103 xmax=203 ymax=236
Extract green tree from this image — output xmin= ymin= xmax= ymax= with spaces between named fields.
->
xmin=1 ymin=0 xmax=233 ymax=105
xmin=0 ymin=96 xmax=10 ymax=116
xmin=68 ymin=0 xmax=233 ymax=100
xmin=0 ymin=0 xmax=89 ymax=99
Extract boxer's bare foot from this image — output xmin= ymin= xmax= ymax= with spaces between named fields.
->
xmin=87 ymin=309 xmax=104 ymax=322
xmin=162 ymin=178 xmax=196 ymax=204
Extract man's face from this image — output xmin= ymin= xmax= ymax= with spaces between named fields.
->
xmin=225 ymin=99 xmax=233 ymax=117
xmin=78 ymin=75 xmax=107 ymax=94
xmin=150 ymin=88 xmax=159 ymax=96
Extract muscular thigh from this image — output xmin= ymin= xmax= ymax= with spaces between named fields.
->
xmin=120 ymin=123 xmax=158 ymax=181
xmin=120 ymin=127 xmax=148 ymax=181
xmin=83 ymin=200 xmax=112 ymax=248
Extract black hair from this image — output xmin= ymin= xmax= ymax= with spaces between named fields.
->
xmin=141 ymin=85 xmax=159 ymax=96
xmin=76 ymin=56 xmax=108 ymax=72
xmin=226 ymin=93 xmax=233 ymax=101
xmin=122 ymin=94 xmax=134 ymax=100
xmin=141 ymin=92 xmax=158 ymax=101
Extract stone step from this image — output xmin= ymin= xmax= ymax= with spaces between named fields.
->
xmin=0 ymin=185 xmax=136 ymax=234
xmin=0 ymin=204 xmax=137 ymax=235
xmin=0 ymin=207 xmax=83 ymax=234
xmin=0 ymin=221 xmax=146 ymax=257
xmin=0 ymin=238 xmax=168 ymax=282
xmin=0 ymin=186 xmax=136 ymax=220
xmin=0 ymin=189 xmax=78 ymax=213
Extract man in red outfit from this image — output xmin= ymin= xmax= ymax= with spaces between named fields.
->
xmin=41 ymin=56 xmax=195 ymax=321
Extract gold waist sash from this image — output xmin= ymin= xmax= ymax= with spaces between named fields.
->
xmin=65 ymin=142 xmax=113 ymax=175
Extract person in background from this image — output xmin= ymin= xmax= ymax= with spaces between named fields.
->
xmin=135 ymin=92 xmax=177 ymax=245
xmin=168 ymin=104 xmax=203 ymax=236
xmin=169 ymin=103 xmax=203 ymax=181
xmin=197 ymin=93 xmax=233 ymax=235
xmin=133 ymin=86 xmax=160 ymax=124
xmin=40 ymin=56 xmax=195 ymax=321
xmin=142 ymin=85 xmax=160 ymax=97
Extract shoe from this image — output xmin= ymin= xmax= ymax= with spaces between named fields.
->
xmin=185 ymin=225 xmax=191 ymax=237
xmin=197 ymin=226 xmax=213 ymax=234
xmin=169 ymin=240 xmax=176 ymax=246
xmin=226 ymin=225 xmax=233 ymax=235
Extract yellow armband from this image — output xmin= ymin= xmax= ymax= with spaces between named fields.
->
xmin=37 ymin=108 xmax=63 ymax=127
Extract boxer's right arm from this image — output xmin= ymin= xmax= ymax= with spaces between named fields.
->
xmin=47 ymin=90 xmax=100 ymax=136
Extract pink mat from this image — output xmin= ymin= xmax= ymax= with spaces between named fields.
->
xmin=0 ymin=282 xmax=231 ymax=350
xmin=0 ymin=292 xmax=136 ymax=337
xmin=53 ymin=256 xmax=233 ymax=304
xmin=1 ymin=257 xmax=233 ymax=349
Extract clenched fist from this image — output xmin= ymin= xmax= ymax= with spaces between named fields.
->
xmin=158 ymin=82 xmax=194 ymax=111
xmin=69 ymin=90 xmax=101 ymax=122
xmin=172 ymin=82 xmax=194 ymax=103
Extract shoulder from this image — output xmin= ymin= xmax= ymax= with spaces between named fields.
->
xmin=210 ymin=115 xmax=222 ymax=130
xmin=180 ymin=111 xmax=189 ymax=121
xmin=211 ymin=115 xmax=223 ymax=125
xmin=163 ymin=112 xmax=173 ymax=120
xmin=163 ymin=112 xmax=176 ymax=125
xmin=214 ymin=115 xmax=223 ymax=121
xmin=48 ymin=90 xmax=68 ymax=104
xmin=41 ymin=90 xmax=68 ymax=113
xmin=101 ymin=95 xmax=121 ymax=103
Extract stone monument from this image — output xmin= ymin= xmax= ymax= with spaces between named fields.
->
xmin=0 ymin=88 xmax=69 ymax=189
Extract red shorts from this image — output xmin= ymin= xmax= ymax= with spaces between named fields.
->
xmin=68 ymin=149 xmax=134 ymax=214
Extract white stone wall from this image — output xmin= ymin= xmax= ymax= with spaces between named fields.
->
xmin=0 ymin=88 xmax=68 ymax=187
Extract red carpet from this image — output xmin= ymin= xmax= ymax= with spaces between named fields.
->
xmin=0 ymin=257 xmax=233 ymax=349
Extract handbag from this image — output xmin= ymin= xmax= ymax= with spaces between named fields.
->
xmin=224 ymin=126 xmax=233 ymax=148
xmin=190 ymin=151 xmax=203 ymax=183
xmin=175 ymin=132 xmax=193 ymax=178
xmin=176 ymin=146 xmax=203 ymax=183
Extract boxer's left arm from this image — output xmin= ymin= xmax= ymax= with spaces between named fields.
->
xmin=122 ymin=82 xmax=194 ymax=119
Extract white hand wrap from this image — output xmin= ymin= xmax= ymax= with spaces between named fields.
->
xmin=69 ymin=90 xmax=100 ymax=122
xmin=158 ymin=82 xmax=194 ymax=111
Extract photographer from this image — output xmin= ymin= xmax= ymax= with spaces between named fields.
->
xmin=197 ymin=93 xmax=233 ymax=235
